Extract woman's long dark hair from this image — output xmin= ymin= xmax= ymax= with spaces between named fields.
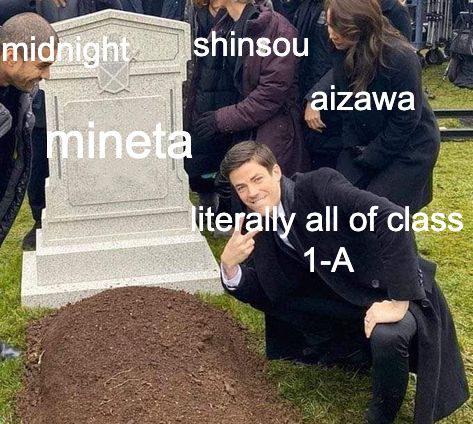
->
xmin=325 ymin=0 xmax=413 ymax=93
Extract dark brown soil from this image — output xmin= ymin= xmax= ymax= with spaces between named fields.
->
xmin=16 ymin=287 xmax=300 ymax=424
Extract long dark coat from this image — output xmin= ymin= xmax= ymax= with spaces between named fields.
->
xmin=300 ymin=0 xmax=413 ymax=171
xmin=184 ymin=7 xmax=237 ymax=183
xmin=332 ymin=43 xmax=441 ymax=213
xmin=225 ymin=169 xmax=469 ymax=423
xmin=0 ymin=87 xmax=35 ymax=247
xmin=213 ymin=7 xmax=309 ymax=177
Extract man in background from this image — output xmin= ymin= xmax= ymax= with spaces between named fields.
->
xmin=17 ymin=0 xmax=145 ymax=251
xmin=0 ymin=13 xmax=58 ymax=360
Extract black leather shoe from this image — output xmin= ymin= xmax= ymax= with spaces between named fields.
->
xmin=291 ymin=348 xmax=324 ymax=365
xmin=0 ymin=341 xmax=22 ymax=361
xmin=22 ymin=220 xmax=41 ymax=251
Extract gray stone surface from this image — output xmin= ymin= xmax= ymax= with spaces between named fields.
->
xmin=21 ymin=10 xmax=221 ymax=308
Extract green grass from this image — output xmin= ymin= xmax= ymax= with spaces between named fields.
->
xmin=1 ymin=64 xmax=473 ymax=423
xmin=422 ymin=60 xmax=473 ymax=110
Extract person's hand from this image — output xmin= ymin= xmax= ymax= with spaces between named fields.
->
xmin=221 ymin=218 xmax=261 ymax=279
xmin=364 ymin=300 xmax=409 ymax=338
xmin=195 ymin=111 xmax=218 ymax=141
xmin=50 ymin=0 xmax=68 ymax=7
xmin=304 ymin=103 xmax=326 ymax=133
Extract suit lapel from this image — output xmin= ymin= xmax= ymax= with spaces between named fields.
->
xmin=272 ymin=229 xmax=306 ymax=266
xmin=279 ymin=175 xmax=308 ymax=264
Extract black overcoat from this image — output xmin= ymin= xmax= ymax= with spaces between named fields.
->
xmin=184 ymin=7 xmax=237 ymax=182
xmin=332 ymin=43 xmax=441 ymax=213
xmin=225 ymin=169 xmax=469 ymax=423
xmin=0 ymin=87 xmax=35 ymax=247
xmin=301 ymin=1 xmax=414 ymax=172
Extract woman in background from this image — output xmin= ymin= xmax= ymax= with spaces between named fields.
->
xmin=313 ymin=0 xmax=440 ymax=213
xmin=301 ymin=0 xmax=412 ymax=170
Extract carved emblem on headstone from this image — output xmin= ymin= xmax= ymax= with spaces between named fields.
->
xmin=98 ymin=60 xmax=131 ymax=94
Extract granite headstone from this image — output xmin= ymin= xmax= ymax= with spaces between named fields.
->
xmin=21 ymin=10 xmax=221 ymax=307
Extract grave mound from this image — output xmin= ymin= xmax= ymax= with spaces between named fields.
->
xmin=16 ymin=287 xmax=300 ymax=424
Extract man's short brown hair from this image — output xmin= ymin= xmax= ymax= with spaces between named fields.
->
xmin=220 ymin=141 xmax=277 ymax=179
xmin=0 ymin=13 xmax=59 ymax=59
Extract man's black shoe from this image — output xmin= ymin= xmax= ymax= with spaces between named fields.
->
xmin=0 ymin=341 xmax=22 ymax=361
xmin=292 ymin=347 xmax=321 ymax=365
xmin=22 ymin=220 xmax=41 ymax=251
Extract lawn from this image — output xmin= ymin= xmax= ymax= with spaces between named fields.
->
xmin=1 ymin=64 xmax=472 ymax=423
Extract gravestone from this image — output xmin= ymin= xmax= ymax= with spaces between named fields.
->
xmin=21 ymin=10 xmax=221 ymax=307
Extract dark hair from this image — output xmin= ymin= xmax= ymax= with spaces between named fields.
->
xmin=220 ymin=141 xmax=277 ymax=179
xmin=326 ymin=0 xmax=412 ymax=93
xmin=0 ymin=13 xmax=59 ymax=59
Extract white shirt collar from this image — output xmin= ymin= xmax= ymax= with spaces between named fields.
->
xmin=277 ymin=202 xmax=286 ymax=220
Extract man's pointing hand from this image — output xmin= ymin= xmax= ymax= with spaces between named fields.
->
xmin=221 ymin=218 xmax=261 ymax=279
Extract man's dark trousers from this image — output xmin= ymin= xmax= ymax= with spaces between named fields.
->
xmin=252 ymin=272 xmax=417 ymax=424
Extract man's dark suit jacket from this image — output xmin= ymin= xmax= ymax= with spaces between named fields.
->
xmin=225 ymin=169 xmax=468 ymax=424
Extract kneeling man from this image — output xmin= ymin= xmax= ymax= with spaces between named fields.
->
xmin=219 ymin=141 xmax=468 ymax=424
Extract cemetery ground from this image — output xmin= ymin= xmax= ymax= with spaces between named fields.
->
xmin=1 ymin=66 xmax=472 ymax=423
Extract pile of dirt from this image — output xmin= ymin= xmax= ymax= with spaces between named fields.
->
xmin=16 ymin=287 xmax=300 ymax=424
